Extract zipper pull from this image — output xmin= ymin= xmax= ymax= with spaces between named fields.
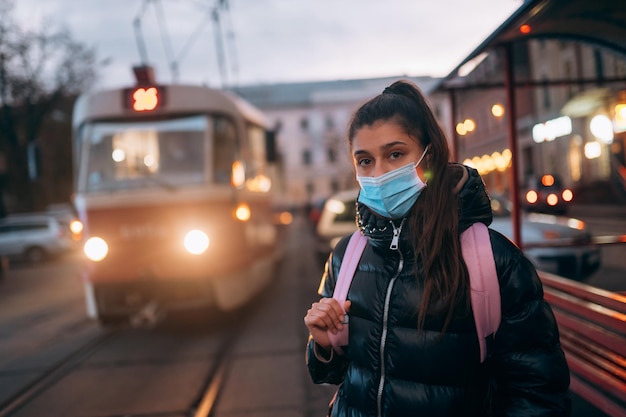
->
xmin=389 ymin=219 xmax=404 ymax=250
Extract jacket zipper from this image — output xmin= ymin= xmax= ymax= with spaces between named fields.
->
xmin=376 ymin=219 xmax=405 ymax=417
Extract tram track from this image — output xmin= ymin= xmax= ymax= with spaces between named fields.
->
xmin=0 ymin=305 xmax=252 ymax=417
xmin=0 ymin=329 xmax=119 ymax=417
xmin=188 ymin=301 xmax=265 ymax=417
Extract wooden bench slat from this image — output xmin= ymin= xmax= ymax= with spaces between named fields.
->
xmin=544 ymin=288 xmax=626 ymax=333
xmin=564 ymin=351 xmax=626 ymax=403
xmin=570 ymin=374 xmax=626 ymax=417
xmin=555 ymin=311 xmax=626 ymax=357
xmin=560 ymin=332 xmax=626 ymax=382
xmin=540 ymin=272 xmax=626 ymax=314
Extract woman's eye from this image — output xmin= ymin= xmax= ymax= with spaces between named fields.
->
xmin=389 ymin=151 xmax=402 ymax=160
xmin=358 ymin=158 xmax=372 ymax=167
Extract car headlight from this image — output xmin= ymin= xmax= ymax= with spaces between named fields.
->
xmin=546 ymin=193 xmax=559 ymax=206
xmin=326 ymin=198 xmax=346 ymax=214
xmin=562 ymin=189 xmax=574 ymax=202
xmin=567 ymin=219 xmax=585 ymax=230
xmin=184 ymin=230 xmax=210 ymax=255
xmin=525 ymin=190 xmax=538 ymax=204
xmin=84 ymin=237 xmax=108 ymax=262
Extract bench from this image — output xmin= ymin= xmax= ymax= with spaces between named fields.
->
xmin=539 ymin=272 xmax=626 ymax=417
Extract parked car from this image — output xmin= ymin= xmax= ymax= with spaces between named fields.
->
xmin=523 ymin=174 xmax=573 ymax=215
xmin=315 ymin=189 xmax=601 ymax=281
xmin=0 ymin=214 xmax=78 ymax=264
xmin=489 ymin=193 xmax=600 ymax=280
xmin=314 ymin=189 xmax=359 ymax=262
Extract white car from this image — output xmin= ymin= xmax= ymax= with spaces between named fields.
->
xmin=0 ymin=214 xmax=77 ymax=263
xmin=315 ymin=189 xmax=601 ymax=281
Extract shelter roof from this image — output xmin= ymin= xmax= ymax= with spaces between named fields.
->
xmin=434 ymin=0 xmax=626 ymax=91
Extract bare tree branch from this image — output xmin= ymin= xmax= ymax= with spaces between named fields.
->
xmin=0 ymin=0 xmax=98 ymax=213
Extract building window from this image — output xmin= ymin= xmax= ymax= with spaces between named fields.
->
xmin=433 ymin=104 xmax=442 ymax=120
xmin=564 ymin=61 xmax=575 ymax=99
xmin=615 ymin=58 xmax=626 ymax=77
xmin=325 ymin=115 xmax=335 ymax=131
xmin=300 ymin=117 xmax=309 ymax=131
xmin=594 ymin=49 xmax=604 ymax=81
xmin=306 ymin=181 xmax=314 ymax=197
xmin=327 ymin=147 xmax=336 ymax=163
xmin=542 ymin=77 xmax=551 ymax=110
xmin=302 ymin=149 xmax=312 ymax=165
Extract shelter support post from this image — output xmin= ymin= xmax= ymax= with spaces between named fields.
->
xmin=503 ymin=44 xmax=522 ymax=248
xmin=449 ymin=90 xmax=459 ymax=162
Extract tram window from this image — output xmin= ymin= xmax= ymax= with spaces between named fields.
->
xmin=159 ymin=132 xmax=204 ymax=175
xmin=214 ymin=118 xmax=236 ymax=184
xmin=86 ymin=137 xmax=115 ymax=185
xmin=79 ymin=116 xmax=208 ymax=192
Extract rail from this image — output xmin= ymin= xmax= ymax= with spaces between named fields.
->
xmin=539 ymin=271 xmax=626 ymax=417
xmin=523 ymin=234 xmax=626 ymax=250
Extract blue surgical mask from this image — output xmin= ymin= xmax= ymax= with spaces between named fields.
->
xmin=356 ymin=146 xmax=429 ymax=219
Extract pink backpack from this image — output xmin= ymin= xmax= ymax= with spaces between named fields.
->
xmin=328 ymin=222 xmax=500 ymax=363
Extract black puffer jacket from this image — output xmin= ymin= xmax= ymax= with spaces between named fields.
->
xmin=306 ymin=165 xmax=571 ymax=417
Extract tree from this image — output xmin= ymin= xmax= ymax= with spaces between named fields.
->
xmin=0 ymin=0 xmax=97 ymax=214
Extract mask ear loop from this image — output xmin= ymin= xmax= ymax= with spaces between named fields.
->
xmin=414 ymin=145 xmax=430 ymax=185
xmin=414 ymin=145 xmax=430 ymax=168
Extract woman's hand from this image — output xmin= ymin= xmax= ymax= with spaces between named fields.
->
xmin=304 ymin=298 xmax=351 ymax=350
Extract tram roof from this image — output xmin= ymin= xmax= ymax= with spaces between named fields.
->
xmin=433 ymin=0 xmax=626 ymax=92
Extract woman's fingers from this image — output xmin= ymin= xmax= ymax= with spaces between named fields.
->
xmin=304 ymin=298 xmax=346 ymax=333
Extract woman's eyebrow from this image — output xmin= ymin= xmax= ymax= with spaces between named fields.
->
xmin=380 ymin=141 xmax=408 ymax=150
xmin=353 ymin=141 xmax=409 ymax=157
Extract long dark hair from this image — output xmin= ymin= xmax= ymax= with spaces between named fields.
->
xmin=348 ymin=80 xmax=470 ymax=330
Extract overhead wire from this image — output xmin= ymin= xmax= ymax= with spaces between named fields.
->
xmin=132 ymin=0 xmax=238 ymax=87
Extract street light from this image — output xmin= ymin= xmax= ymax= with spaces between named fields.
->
xmin=491 ymin=104 xmax=505 ymax=118
xmin=584 ymin=141 xmax=602 ymax=159
xmin=589 ymin=114 xmax=614 ymax=144
xmin=456 ymin=118 xmax=475 ymax=136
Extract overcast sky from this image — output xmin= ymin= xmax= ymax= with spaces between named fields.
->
xmin=14 ymin=0 xmax=523 ymax=90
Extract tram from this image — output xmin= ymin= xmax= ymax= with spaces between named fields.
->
xmin=72 ymin=68 xmax=282 ymax=325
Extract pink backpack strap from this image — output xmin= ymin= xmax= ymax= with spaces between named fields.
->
xmin=328 ymin=230 xmax=367 ymax=355
xmin=332 ymin=231 xmax=368 ymax=308
xmin=460 ymin=222 xmax=501 ymax=363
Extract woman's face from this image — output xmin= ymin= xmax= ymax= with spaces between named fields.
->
xmin=352 ymin=120 xmax=426 ymax=179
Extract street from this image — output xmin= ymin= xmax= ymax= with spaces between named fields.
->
xmin=0 ymin=212 xmax=623 ymax=416
xmin=569 ymin=205 xmax=626 ymax=293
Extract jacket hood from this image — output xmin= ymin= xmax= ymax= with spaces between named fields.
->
xmin=356 ymin=163 xmax=492 ymax=242
xmin=455 ymin=164 xmax=493 ymax=232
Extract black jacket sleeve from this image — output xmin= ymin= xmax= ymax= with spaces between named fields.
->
xmin=488 ymin=230 xmax=571 ymax=417
xmin=306 ymin=239 xmax=351 ymax=385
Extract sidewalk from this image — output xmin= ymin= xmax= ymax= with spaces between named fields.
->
xmin=212 ymin=217 xmax=334 ymax=417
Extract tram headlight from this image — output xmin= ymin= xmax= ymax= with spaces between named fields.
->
xmin=84 ymin=237 xmax=109 ymax=262
xmin=184 ymin=229 xmax=210 ymax=255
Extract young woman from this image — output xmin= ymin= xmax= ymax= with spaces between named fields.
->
xmin=304 ymin=80 xmax=571 ymax=417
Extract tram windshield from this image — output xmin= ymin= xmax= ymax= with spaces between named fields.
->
xmin=76 ymin=115 xmax=236 ymax=193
